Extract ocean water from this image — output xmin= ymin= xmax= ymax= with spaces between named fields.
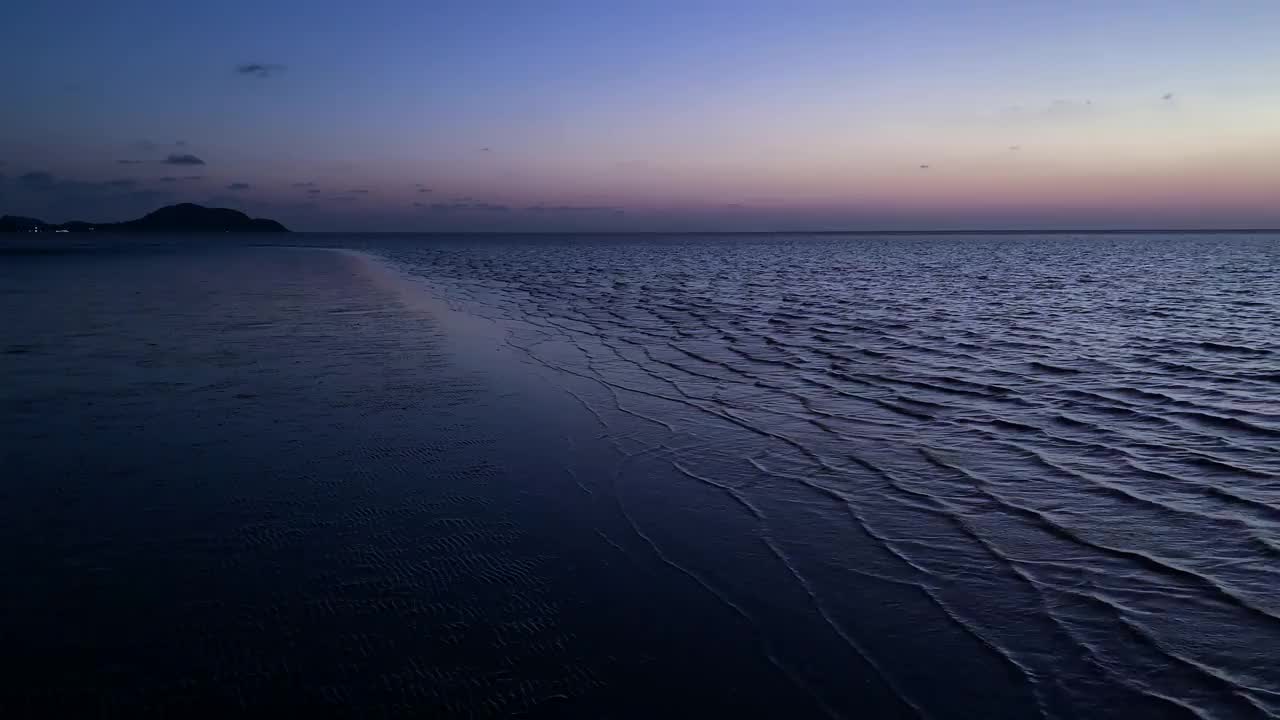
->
xmin=2 ymin=233 xmax=1278 ymax=718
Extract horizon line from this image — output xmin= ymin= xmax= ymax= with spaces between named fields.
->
xmin=290 ymin=227 xmax=1280 ymax=236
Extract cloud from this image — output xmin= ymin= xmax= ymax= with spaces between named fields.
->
xmin=157 ymin=176 xmax=201 ymax=183
xmin=17 ymin=171 xmax=55 ymax=187
xmin=236 ymin=63 xmax=285 ymax=78
xmin=348 ymin=188 xmax=370 ymax=194
xmin=226 ymin=182 xmax=251 ymax=191
xmin=1045 ymin=99 xmax=1092 ymax=117
xmin=132 ymin=139 xmax=186 ymax=153
xmin=430 ymin=202 xmax=510 ymax=212
xmin=159 ymin=176 xmax=179 ymax=183
xmin=292 ymin=181 xmax=316 ymax=187
xmin=4 ymin=171 xmax=177 ymax=222
xmin=526 ymin=205 xmax=623 ymax=214
xmin=163 ymin=153 xmax=205 ymax=166
xmin=412 ymin=201 xmax=428 ymax=208
xmin=918 ymin=164 xmax=930 ymax=170
xmin=1008 ymin=145 xmax=1022 ymax=151
xmin=117 ymin=159 xmax=145 ymax=165
xmin=306 ymin=188 xmax=321 ymax=195
xmin=417 ymin=187 xmax=432 ymax=193
xmin=479 ymin=147 xmax=491 ymax=152
xmin=1162 ymin=92 xmax=1175 ymax=101
xmin=182 ymin=175 xmax=203 ymax=181
xmin=1000 ymin=99 xmax=1096 ymax=124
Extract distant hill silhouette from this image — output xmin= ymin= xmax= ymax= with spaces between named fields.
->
xmin=0 ymin=203 xmax=288 ymax=233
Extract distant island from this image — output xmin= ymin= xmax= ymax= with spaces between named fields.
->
xmin=0 ymin=203 xmax=289 ymax=233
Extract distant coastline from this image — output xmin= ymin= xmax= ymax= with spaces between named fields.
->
xmin=0 ymin=203 xmax=288 ymax=233
xmin=3 ymin=205 xmax=1276 ymax=236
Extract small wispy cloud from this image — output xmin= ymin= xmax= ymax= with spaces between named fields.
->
xmin=4 ymin=171 xmax=179 ymax=218
xmin=306 ymin=188 xmax=321 ymax=195
xmin=1008 ymin=145 xmax=1022 ymax=151
xmin=117 ymin=159 xmax=145 ymax=165
xmin=182 ymin=175 xmax=203 ymax=181
xmin=17 ymin=171 xmax=55 ymax=186
xmin=1162 ymin=92 xmax=1175 ymax=101
xmin=348 ymin=188 xmax=370 ymax=194
xmin=918 ymin=164 xmax=930 ymax=170
xmin=292 ymin=181 xmax=316 ymax=188
xmin=164 ymin=153 xmax=205 ymax=166
xmin=526 ymin=205 xmax=623 ymax=214
xmin=1045 ymin=99 xmax=1093 ymax=117
xmin=236 ymin=63 xmax=285 ymax=78
xmin=227 ymin=182 xmax=251 ymax=191
xmin=431 ymin=202 xmax=510 ymax=212
xmin=1000 ymin=99 xmax=1095 ymax=124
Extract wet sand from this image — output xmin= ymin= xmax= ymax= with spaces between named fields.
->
xmin=0 ymin=245 xmax=868 ymax=717
xmin=4 ymin=233 xmax=1279 ymax=718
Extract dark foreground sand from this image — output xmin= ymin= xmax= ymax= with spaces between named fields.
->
xmin=0 ymin=245 xmax=857 ymax=717
xmin=6 ymin=234 xmax=1277 ymax=718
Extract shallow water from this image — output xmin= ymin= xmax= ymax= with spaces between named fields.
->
xmin=2 ymin=233 xmax=1278 ymax=717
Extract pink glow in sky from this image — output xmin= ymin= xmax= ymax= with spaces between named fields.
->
xmin=3 ymin=0 xmax=1279 ymax=229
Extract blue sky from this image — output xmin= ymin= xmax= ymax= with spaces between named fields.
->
xmin=3 ymin=0 xmax=1278 ymax=229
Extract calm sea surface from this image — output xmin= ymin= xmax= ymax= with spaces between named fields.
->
xmin=2 ymin=233 xmax=1278 ymax=718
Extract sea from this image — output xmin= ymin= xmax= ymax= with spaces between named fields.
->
xmin=2 ymin=232 xmax=1278 ymax=718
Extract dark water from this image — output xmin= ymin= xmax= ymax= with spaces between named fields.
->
xmin=2 ymin=234 xmax=1278 ymax=718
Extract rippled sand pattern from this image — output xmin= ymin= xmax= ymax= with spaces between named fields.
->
xmin=376 ymin=234 xmax=1280 ymax=719
xmin=4 ymin=236 xmax=1279 ymax=718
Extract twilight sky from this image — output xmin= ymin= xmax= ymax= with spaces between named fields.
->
xmin=3 ymin=0 xmax=1279 ymax=231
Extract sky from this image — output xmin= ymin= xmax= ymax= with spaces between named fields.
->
xmin=3 ymin=0 xmax=1279 ymax=231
